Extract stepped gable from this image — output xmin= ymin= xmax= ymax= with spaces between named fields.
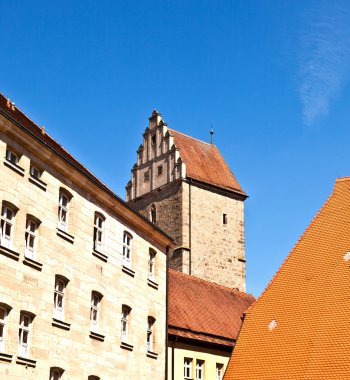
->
xmin=168 ymin=269 xmax=254 ymax=346
xmin=169 ymin=129 xmax=246 ymax=196
xmin=224 ymin=177 xmax=350 ymax=379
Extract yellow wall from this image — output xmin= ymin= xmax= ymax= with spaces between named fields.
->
xmin=168 ymin=341 xmax=232 ymax=380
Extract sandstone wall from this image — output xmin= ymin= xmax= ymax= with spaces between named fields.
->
xmin=0 ymin=122 xmax=167 ymax=379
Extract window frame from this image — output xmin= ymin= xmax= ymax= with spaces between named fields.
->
xmin=121 ymin=305 xmax=131 ymax=343
xmin=0 ymin=203 xmax=16 ymax=249
xmin=25 ymin=217 xmax=39 ymax=259
xmin=6 ymin=149 xmax=19 ymax=165
xmin=50 ymin=367 xmax=64 ymax=380
xmin=122 ymin=232 xmax=132 ymax=266
xmin=93 ymin=212 xmax=105 ymax=252
xmin=147 ymin=316 xmax=155 ymax=352
xmin=54 ymin=276 xmax=68 ymax=321
xmin=90 ymin=292 xmax=102 ymax=333
xmin=148 ymin=249 xmax=156 ymax=281
xmin=196 ymin=359 xmax=205 ymax=380
xmin=0 ymin=305 xmax=9 ymax=352
xmin=18 ymin=312 xmax=33 ymax=358
xmin=150 ymin=204 xmax=156 ymax=224
xmin=184 ymin=358 xmax=193 ymax=380
xmin=216 ymin=363 xmax=224 ymax=380
xmin=58 ymin=190 xmax=71 ymax=232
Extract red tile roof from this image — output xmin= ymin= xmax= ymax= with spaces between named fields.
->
xmin=168 ymin=269 xmax=255 ymax=347
xmin=224 ymin=177 xmax=350 ymax=379
xmin=168 ymin=129 xmax=246 ymax=196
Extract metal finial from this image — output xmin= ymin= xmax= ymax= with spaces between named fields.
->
xmin=210 ymin=125 xmax=214 ymax=144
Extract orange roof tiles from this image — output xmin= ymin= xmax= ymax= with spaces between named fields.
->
xmin=168 ymin=269 xmax=255 ymax=346
xmin=168 ymin=129 xmax=246 ymax=196
xmin=224 ymin=177 xmax=350 ymax=379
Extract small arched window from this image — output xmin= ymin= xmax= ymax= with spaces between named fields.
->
xmin=50 ymin=367 xmax=64 ymax=380
xmin=148 ymin=249 xmax=156 ymax=280
xmin=25 ymin=215 xmax=41 ymax=260
xmin=58 ymin=189 xmax=72 ymax=232
xmin=123 ymin=232 xmax=132 ymax=266
xmin=147 ymin=316 xmax=156 ymax=352
xmin=150 ymin=204 xmax=156 ymax=224
xmin=1 ymin=201 xmax=18 ymax=249
xmin=121 ymin=305 xmax=131 ymax=343
xmin=90 ymin=291 xmax=103 ymax=333
xmin=93 ymin=212 xmax=105 ymax=252
xmin=0 ymin=303 xmax=12 ymax=352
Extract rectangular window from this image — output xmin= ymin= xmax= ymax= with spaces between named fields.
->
xmin=0 ymin=307 xmax=8 ymax=352
xmin=157 ymin=165 xmax=163 ymax=175
xmin=123 ymin=232 xmax=132 ymax=266
xmin=121 ymin=306 xmax=130 ymax=343
xmin=184 ymin=358 xmax=193 ymax=379
xmin=58 ymin=191 xmax=70 ymax=231
xmin=93 ymin=213 xmax=104 ymax=251
xmin=6 ymin=149 xmax=19 ymax=165
xmin=147 ymin=317 xmax=155 ymax=352
xmin=148 ymin=250 xmax=156 ymax=280
xmin=30 ymin=165 xmax=41 ymax=179
xmin=196 ymin=360 xmax=205 ymax=380
xmin=25 ymin=218 xmax=38 ymax=259
xmin=1 ymin=204 xmax=15 ymax=249
xmin=54 ymin=277 xmax=66 ymax=321
xmin=216 ymin=363 xmax=224 ymax=380
xmin=90 ymin=292 xmax=101 ymax=333
xmin=144 ymin=171 xmax=150 ymax=182
xmin=18 ymin=313 xmax=32 ymax=358
xmin=223 ymin=213 xmax=227 ymax=225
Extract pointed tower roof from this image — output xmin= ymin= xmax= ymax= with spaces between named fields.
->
xmin=169 ymin=129 xmax=246 ymax=196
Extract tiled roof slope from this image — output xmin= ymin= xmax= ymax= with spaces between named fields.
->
xmin=168 ymin=269 xmax=254 ymax=346
xmin=168 ymin=129 xmax=246 ymax=196
xmin=224 ymin=177 xmax=350 ymax=379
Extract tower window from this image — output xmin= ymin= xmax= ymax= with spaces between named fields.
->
xmin=144 ymin=171 xmax=150 ymax=182
xmin=157 ymin=165 xmax=163 ymax=175
xmin=150 ymin=205 xmax=156 ymax=224
xmin=223 ymin=213 xmax=227 ymax=225
xmin=151 ymin=135 xmax=156 ymax=145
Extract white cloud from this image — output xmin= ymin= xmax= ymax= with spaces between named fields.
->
xmin=299 ymin=1 xmax=350 ymax=125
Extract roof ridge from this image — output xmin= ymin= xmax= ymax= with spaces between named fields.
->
xmin=245 ymin=181 xmax=336 ymax=314
xmin=168 ymin=128 xmax=215 ymax=147
xmin=169 ymin=268 xmax=254 ymax=299
xmin=336 ymin=176 xmax=350 ymax=183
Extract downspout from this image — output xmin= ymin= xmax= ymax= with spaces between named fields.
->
xmin=189 ymin=179 xmax=192 ymax=275
xmin=171 ymin=336 xmax=178 ymax=380
xmin=165 ymin=245 xmax=170 ymax=380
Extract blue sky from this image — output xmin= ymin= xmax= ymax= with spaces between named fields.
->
xmin=2 ymin=0 xmax=350 ymax=297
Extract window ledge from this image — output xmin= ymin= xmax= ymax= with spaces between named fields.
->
xmin=92 ymin=249 xmax=108 ymax=262
xmin=23 ymin=256 xmax=43 ymax=271
xmin=56 ymin=228 xmax=74 ymax=244
xmin=147 ymin=278 xmax=158 ymax=290
xmin=0 ymin=245 xmax=20 ymax=261
xmin=0 ymin=352 xmax=12 ymax=362
xmin=28 ymin=176 xmax=47 ymax=191
xmin=147 ymin=351 xmax=158 ymax=359
xmin=122 ymin=265 xmax=135 ymax=277
xmin=16 ymin=356 xmax=37 ymax=367
xmin=120 ymin=341 xmax=134 ymax=351
xmin=4 ymin=160 xmax=25 ymax=176
xmin=89 ymin=331 xmax=105 ymax=342
xmin=52 ymin=318 xmax=71 ymax=331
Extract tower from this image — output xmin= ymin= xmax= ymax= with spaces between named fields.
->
xmin=126 ymin=110 xmax=247 ymax=291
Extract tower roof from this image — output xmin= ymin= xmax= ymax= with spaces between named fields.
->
xmin=168 ymin=269 xmax=255 ymax=346
xmin=224 ymin=177 xmax=350 ymax=379
xmin=169 ymin=129 xmax=246 ymax=196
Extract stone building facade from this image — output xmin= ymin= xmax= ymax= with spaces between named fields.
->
xmin=126 ymin=111 xmax=247 ymax=291
xmin=0 ymin=95 xmax=173 ymax=379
